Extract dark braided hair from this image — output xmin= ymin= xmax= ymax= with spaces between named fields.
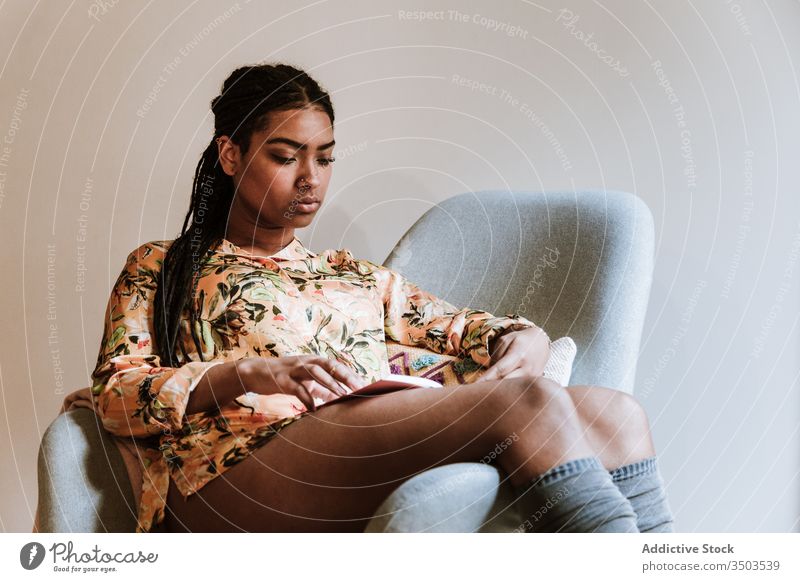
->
xmin=153 ymin=63 xmax=335 ymax=367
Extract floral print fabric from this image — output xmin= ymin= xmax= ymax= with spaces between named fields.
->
xmin=91 ymin=236 xmax=537 ymax=532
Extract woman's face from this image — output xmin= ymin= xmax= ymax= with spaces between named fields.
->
xmin=219 ymin=107 xmax=335 ymax=232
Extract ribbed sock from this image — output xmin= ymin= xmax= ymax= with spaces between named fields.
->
xmin=513 ymin=456 xmax=639 ymax=533
xmin=609 ymin=456 xmax=675 ymax=533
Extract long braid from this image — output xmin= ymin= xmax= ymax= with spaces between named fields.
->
xmin=153 ymin=63 xmax=335 ymax=367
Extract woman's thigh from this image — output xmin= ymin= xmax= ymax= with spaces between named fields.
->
xmin=165 ymin=376 xmax=546 ymax=533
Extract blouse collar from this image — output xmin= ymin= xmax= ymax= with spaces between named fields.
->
xmin=218 ymin=236 xmax=315 ymax=261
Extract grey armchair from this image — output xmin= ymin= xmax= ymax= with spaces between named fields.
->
xmin=36 ymin=189 xmax=654 ymax=533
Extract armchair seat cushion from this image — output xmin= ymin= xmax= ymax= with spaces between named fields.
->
xmin=364 ymin=463 xmax=521 ymax=533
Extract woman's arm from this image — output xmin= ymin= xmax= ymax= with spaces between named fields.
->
xmin=369 ymin=261 xmax=545 ymax=367
xmin=182 ymin=359 xmax=249 ymax=416
xmin=91 ymin=243 xmax=223 ymax=438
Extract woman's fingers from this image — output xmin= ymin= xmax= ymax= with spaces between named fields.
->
xmin=502 ymin=367 xmax=530 ymax=379
xmin=299 ymin=378 xmax=341 ymax=408
xmin=481 ymin=345 xmax=525 ymax=381
xmin=488 ymin=335 xmax=513 ymax=367
xmin=302 ymin=364 xmax=349 ymax=397
xmin=293 ymin=381 xmax=318 ymax=412
xmin=481 ymin=359 xmax=514 ymax=381
xmin=320 ymin=359 xmax=367 ymax=392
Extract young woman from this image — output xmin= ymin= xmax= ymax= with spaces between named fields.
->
xmin=91 ymin=63 xmax=674 ymax=533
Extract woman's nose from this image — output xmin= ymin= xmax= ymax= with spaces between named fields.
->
xmin=298 ymin=165 xmax=321 ymax=187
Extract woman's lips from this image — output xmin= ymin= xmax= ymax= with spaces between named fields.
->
xmin=295 ymin=201 xmax=320 ymax=214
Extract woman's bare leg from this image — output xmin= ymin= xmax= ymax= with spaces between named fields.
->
xmin=164 ymin=376 xmax=653 ymax=532
xmin=565 ymin=384 xmax=656 ymax=469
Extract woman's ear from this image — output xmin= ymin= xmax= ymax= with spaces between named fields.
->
xmin=216 ymin=136 xmax=239 ymax=177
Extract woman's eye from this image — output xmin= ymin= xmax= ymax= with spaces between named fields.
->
xmin=271 ymin=155 xmax=335 ymax=167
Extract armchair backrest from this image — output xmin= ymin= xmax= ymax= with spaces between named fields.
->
xmin=383 ymin=190 xmax=655 ymax=394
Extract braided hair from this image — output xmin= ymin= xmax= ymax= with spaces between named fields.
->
xmin=153 ymin=63 xmax=335 ymax=366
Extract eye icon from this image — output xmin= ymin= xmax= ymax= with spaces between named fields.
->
xmin=20 ymin=542 xmax=46 ymax=570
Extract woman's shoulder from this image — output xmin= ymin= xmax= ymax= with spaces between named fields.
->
xmin=121 ymin=239 xmax=173 ymax=270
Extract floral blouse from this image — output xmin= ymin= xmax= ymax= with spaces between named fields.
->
xmin=90 ymin=236 xmax=537 ymax=532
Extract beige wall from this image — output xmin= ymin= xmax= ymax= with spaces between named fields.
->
xmin=1 ymin=0 xmax=799 ymax=532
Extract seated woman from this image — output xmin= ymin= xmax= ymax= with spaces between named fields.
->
xmin=90 ymin=63 xmax=674 ymax=534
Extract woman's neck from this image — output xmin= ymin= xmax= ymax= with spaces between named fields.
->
xmin=225 ymin=223 xmax=296 ymax=257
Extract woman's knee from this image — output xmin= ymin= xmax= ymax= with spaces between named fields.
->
xmin=478 ymin=374 xmax=582 ymax=428
xmin=568 ymin=386 xmax=649 ymax=430
xmin=567 ymin=386 xmax=655 ymax=460
xmin=472 ymin=376 xmax=597 ymax=478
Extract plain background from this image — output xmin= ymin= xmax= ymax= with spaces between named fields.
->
xmin=1 ymin=0 xmax=798 ymax=533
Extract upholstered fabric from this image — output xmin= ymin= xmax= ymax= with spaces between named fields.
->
xmin=364 ymin=462 xmax=521 ymax=533
xmin=37 ymin=409 xmax=138 ymax=533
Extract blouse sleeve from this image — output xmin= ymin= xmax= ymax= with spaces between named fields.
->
xmin=90 ymin=242 xmax=222 ymax=438
xmin=369 ymin=261 xmax=539 ymax=367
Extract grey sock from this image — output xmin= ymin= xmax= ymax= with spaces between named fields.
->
xmin=513 ymin=456 xmax=639 ymax=533
xmin=609 ymin=456 xmax=675 ymax=533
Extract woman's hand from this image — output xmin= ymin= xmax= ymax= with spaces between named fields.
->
xmin=186 ymin=355 xmax=368 ymax=415
xmin=480 ymin=326 xmax=551 ymax=381
xmin=241 ymin=355 xmax=368 ymax=412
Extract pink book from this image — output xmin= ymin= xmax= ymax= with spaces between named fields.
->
xmin=314 ymin=374 xmax=443 ymax=408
